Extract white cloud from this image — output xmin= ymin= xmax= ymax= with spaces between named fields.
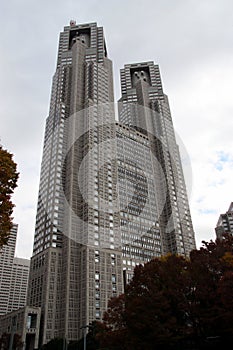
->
xmin=168 ymin=54 xmax=233 ymax=248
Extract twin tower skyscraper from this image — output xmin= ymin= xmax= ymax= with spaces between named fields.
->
xmin=27 ymin=21 xmax=196 ymax=345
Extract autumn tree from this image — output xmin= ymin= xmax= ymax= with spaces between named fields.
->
xmin=0 ymin=333 xmax=23 ymax=350
xmin=68 ymin=321 xmax=101 ymax=350
xmin=124 ymin=255 xmax=192 ymax=350
xmin=98 ymin=294 xmax=128 ymax=349
xmin=189 ymin=235 xmax=233 ymax=342
xmin=99 ymin=255 xmax=192 ymax=350
xmin=0 ymin=145 xmax=19 ymax=247
xmin=41 ymin=338 xmax=65 ymax=350
xmin=98 ymin=235 xmax=233 ymax=349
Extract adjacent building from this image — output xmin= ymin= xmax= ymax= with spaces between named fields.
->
xmin=0 ymin=306 xmax=41 ymax=350
xmin=0 ymin=224 xmax=30 ymax=316
xmin=215 ymin=202 xmax=233 ymax=239
xmin=27 ymin=21 xmax=196 ymax=346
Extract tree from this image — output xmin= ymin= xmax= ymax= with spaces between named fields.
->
xmin=0 ymin=145 xmax=19 ymax=247
xmin=98 ymin=294 xmax=128 ymax=350
xmin=41 ymin=323 xmax=101 ymax=350
xmin=124 ymin=255 xmax=192 ymax=350
xmin=0 ymin=333 xmax=23 ymax=349
xmin=68 ymin=321 xmax=101 ymax=350
xmin=97 ymin=235 xmax=233 ymax=349
xmin=41 ymin=338 xmax=64 ymax=350
xmin=99 ymin=255 xmax=192 ymax=350
xmin=189 ymin=235 xmax=233 ymax=341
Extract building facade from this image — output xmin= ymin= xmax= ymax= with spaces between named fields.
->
xmin=0 ymin=224 xmax=30 ymax=316
xmin=118 ymin=62 xmax=196 ymax=259
xmin=215 ymin=202 xmax=233 ymax=239
xmin=27 ymin=21 xmax=196 ymax=346
xmin=27 ymin=21 xmax=123 ymax=344
xmin=0 ymin=306 xmax=41 ymax=350
xmin=116 ymin=122 xmax=163 ymax=283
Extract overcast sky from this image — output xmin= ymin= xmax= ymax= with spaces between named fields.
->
xmin=1 ymin=0 xmax=233 ymax=259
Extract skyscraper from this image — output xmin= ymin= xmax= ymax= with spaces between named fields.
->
xmin=0 ymin=224 xmax=30 ymax=316
xmin=28 ymin=21 xmax=123 ymax=344
xmin=215 ymin=202 xmax=233 ymax=239
xmin=118 ymin=62 xmax=196 ymax=258
xmin=27 ymin=21 xmax=196 ymax=346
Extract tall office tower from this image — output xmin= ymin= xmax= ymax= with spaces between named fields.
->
xmin=118 ymin=62 xmax=196 ymax=259
xmin=27 ymin=21 xmax=123 ymax=345
xmin=215 ymin=202 xmax=233 ymax=239
xmin=0 ymin=224 xmax=30 ymax=315
xmin=28 ymin=22 xmax=196 ymax=346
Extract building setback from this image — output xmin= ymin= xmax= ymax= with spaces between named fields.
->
xmin=0 ymin=224 xmax=30 ymax=316
xmin=27 ymin=21 xmax=196 ymax=346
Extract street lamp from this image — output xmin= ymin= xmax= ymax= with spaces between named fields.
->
xmin=62 ymin=336 xmax=67 ymax=350
xmin=80 ymin=325 xmax=90 ymax=350
xmin=8 ymin=316 xmax=16 ymax=350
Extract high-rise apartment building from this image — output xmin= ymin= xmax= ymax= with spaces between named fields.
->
xmin=0 ymin=224 xmax=30 ymax=316
xmin=27 ymin=21 xmax=196 ymax=346
xmin=215 ymin=202 xmax=233 ymax=239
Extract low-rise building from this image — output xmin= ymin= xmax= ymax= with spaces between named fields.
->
xmin=0 ymin=306 xmax=41 ymax=350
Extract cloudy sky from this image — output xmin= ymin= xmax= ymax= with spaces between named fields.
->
xmin=1 ymin=0 xmax=233 ymax=259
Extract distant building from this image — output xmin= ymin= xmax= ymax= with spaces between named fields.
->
xmin=0 ymin=224 xmax=30 ymax=316
xmin=215 ymin=202 xmax=233 ymax=239
xmin=0 ymin=306 xmax=41 ymax=350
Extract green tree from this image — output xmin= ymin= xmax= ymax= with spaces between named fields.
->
xmin=0 ymin=145 xmax=19 ymax=247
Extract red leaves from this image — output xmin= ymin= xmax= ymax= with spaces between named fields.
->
xmin=103 ymin=294 xmax=126 ymax=330
xmin=0 ymin=145 xmax=19 ymax=247
xmin=100 ymin=295 xmax=128 ymax=349
xmin=98 ymin=236 xmax=233 ymax=348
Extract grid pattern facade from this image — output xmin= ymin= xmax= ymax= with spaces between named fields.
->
xmin=215 ymin=202 xmax=233 ymax=239
xmin=116 ymin=123 xmax=163 ymax=282
xmin=0 ymin=224 xmax=30 ymax=316
xmin=28 ymin=22 xmax=196 ymax=346
xmin=28 ymin=22 xmax=123 ymax=345
xmin=118 ymin=62 xmax=196 ymax=257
